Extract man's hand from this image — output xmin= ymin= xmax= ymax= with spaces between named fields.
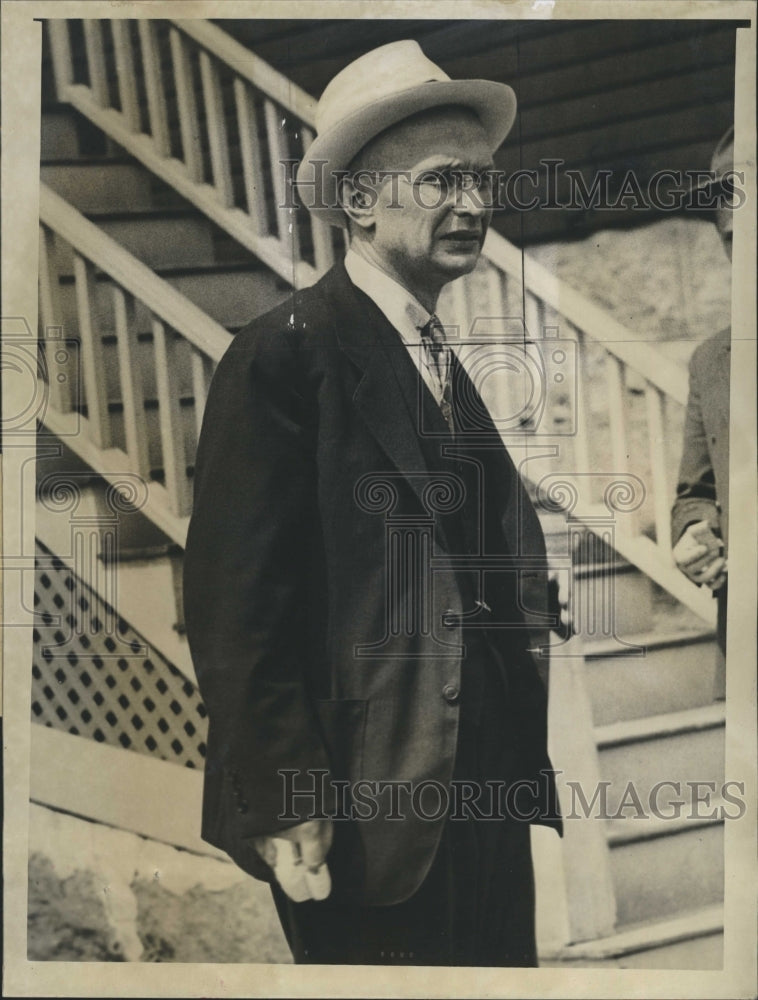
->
xmin=253 ymin=819 xmax=333 ymax=902
xmin=673 ymin=520 xmax=727 ymax=591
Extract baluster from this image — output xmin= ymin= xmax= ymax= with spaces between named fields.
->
xmin=46 ymin=20 xmax=74 ymax=101
xmin=300 ymin=125 xmax=334 ymax=274
xmin=645 ymin=382 xmax=672 ymax=553
xmin=566 ymin=322 xmax=590 ymax=476
xmin=72 ymin=253 xmax=111 ymax=449
xmin=524 ymin=290 xmax=545 ymax=339
xmin=169 ymin=27 xmax=203 ymax=183
xmin=190 ymin=349 xmax=214 ymax=439
xmin=111 ymin=19 xmax=140 ymax=132
xmin=199 ymin=50 xmax=234 ymax=207
xmin=137 ymin=20 xmax=171 ymax=157
xmin=82 ymin=19 xmax=109 ymax=107
xmin=112 ymin=286 xmax=150 ymax=478
xmin=233 ymin=77 xmax=267 ymax=232
xmin=264 ymin=98 xmax=297 ymax=261
xmin=38 ymin=226 xmax=74 ymax=414
xmin=605 ymin=354 xmax=638 ymax=531
xmin=152 ymin=317 xmax=192 ymax=517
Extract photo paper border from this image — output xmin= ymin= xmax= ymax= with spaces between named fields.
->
xmin=2 ymin=2 xmax=756 ymax=997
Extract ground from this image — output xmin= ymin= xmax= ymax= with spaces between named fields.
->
xmin=27 ymin=803 xmax=292 ymax=963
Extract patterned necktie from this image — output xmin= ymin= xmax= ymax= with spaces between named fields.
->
xmin=419 ymin=314 xmax=455 ymax=433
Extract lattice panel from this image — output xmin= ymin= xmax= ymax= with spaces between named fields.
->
xmin=31 ymin=541 xmax=207 ymax=769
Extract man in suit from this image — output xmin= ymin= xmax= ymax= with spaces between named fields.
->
xmin=671 ymin=127 xmax=734 ymax=700
xmin=183 ymin=40 xmax=560 ymax=967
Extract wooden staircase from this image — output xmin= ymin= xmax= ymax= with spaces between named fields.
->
xmin=34 ymin=20 xmax=725 ymax=968
xmin=535 ymin=510 xmax=724 ymax=967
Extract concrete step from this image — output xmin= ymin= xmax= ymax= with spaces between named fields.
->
xmin=50 ymin=212 xmax=217 ymax=272
xmin=584 ymin=628 xmax=717 ymax=726
xmin=607 ymin=811 xmax=724 ymax=927
xmin=595 ymin=704 xmax=725 ymax=816
xmin=540 ymin=904 xmax=723 ymax=969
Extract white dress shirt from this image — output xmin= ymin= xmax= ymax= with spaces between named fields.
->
xmin=344 ymin=248 xmax=450 ymax=405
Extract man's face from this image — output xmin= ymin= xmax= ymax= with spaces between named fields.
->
xmin=350 ymin=108 xmax=496 ymax=293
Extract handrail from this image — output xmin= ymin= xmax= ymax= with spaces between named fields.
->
xmin=175 ymin=19 xmax=318 ymax=125
xmin=174 ymin=20 xmax=688 ymax=406
xmin=39 ymin=183 xmax=232 ymax=537
xmin=40 ymin=185 xmax=233 ymax=363
xmin=482 ymin=231 xmax=689 ymax=406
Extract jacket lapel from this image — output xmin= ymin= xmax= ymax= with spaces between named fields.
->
xmin=324 ymin=262 xmax=442 ymax=516
xmin=320 ymin=262 xmax=544 ymax=579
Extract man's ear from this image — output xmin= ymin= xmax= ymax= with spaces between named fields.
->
xmin=339 ymin=174 xmax=376 ymax=230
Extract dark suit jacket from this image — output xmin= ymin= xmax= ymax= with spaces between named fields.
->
xmin=183 ymin=261 xmax=560 ymax=906
xmin=671 ymin=327 xmax=730 ymax=697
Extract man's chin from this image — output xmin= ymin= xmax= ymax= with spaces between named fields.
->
xmin=435 ymin=249 xmax=481 ymax=280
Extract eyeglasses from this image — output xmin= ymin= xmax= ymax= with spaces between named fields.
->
xmin=410 ymin=168 xmax=497 ymax=204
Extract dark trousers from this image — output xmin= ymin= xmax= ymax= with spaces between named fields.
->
xmin=270 ymin=636 xmax=537 ymax=966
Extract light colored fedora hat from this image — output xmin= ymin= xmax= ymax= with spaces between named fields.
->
xmin=296 ymin=39 xmax=517 ymax=228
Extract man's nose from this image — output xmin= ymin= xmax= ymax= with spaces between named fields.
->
xmin=452 ymin=184 xmax=489 ymax=218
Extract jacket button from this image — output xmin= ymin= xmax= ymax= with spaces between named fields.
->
xmin=237 ymin=799 xmax=249 ymax=814
xmin=442 ymin=609 xmax=456 ymax=629
xmin=442 ymin=683 xmax=460 ymax=704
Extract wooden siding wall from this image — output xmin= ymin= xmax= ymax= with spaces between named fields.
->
xmin=216 ymin=18 xmax=740 ymax=245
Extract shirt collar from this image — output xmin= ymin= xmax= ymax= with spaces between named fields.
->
xmin=344 ymin=247 xmax=434 ymax=346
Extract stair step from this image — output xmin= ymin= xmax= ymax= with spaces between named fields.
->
xmin=47 ymin=322 xmax=196 ymax=420
xmin=596 ymin=701 xmax=725 ymax=747
xmin=540 ymin=904 xmax=723 ymax=969
xmin=607 ymin=813 xmax=724 ymax=926
xmin=570 ymin=561 xmax=655 ymax=643
xmin=101 ymin=543 xmax=181 ymax=564
xmin=611 ymin=832 xmax=723 ymax=929
xmin=35 ymin=457 xmax=173 ymax=555
xmin=585 ymin=628 xmax=717 ymax=725
xmin=41 ymin=161 xmax=156 ymax=213
xmin=55 ymin=263 xmax=287 ymax=333
xmin=40 ymin=110 xmax=82 ymax=161
xmin=51 ymin=212 xmax=216 ymax=271
xmin=104 ymin=404 xmax=199 ymax=484
xmin=595 ymin=704 xmax=725 ymax=817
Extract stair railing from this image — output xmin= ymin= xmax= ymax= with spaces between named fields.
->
xmin=39 ymin=183 xmax=232 ymax=545
xmin=43 ymin=17 xmax=714 ymax=625
xmin=46 ymin=17 xmax=331 ymax=290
